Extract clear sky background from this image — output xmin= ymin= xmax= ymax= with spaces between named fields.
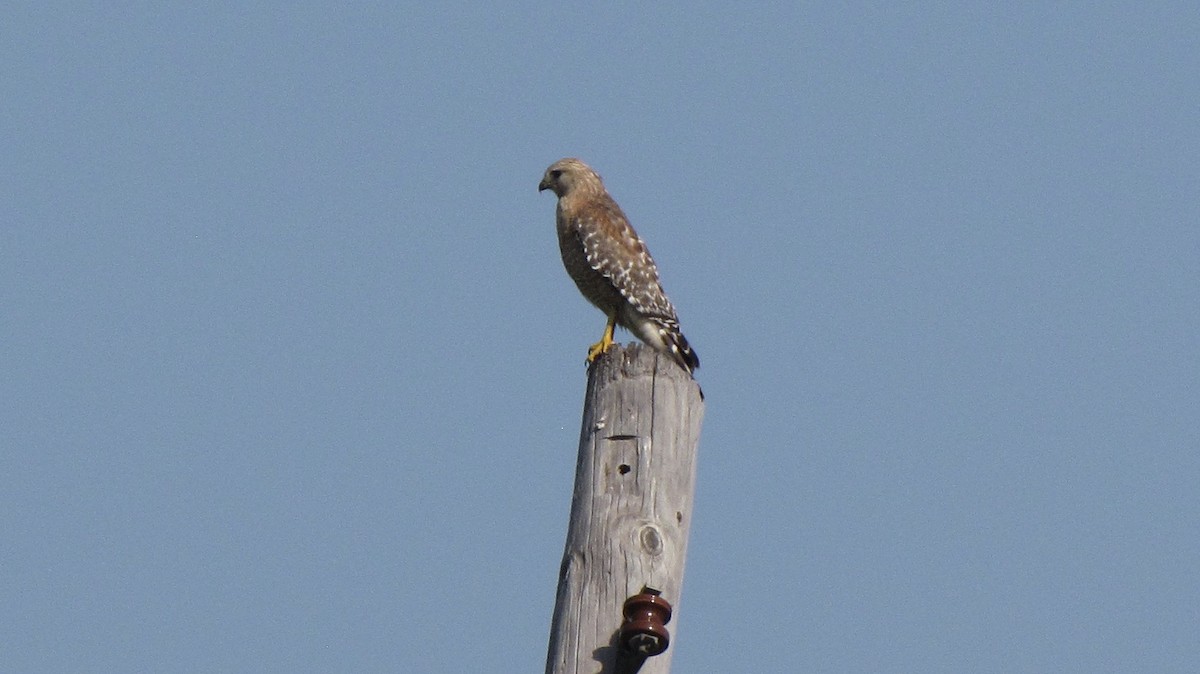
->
xmin=3 ymin=3 xmax=1197 ymax=672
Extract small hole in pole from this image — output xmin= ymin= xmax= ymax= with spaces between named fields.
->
xmin=618 ymin=464 xmax=631 ymax=475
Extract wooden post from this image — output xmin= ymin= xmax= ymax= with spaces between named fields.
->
xmin=545 ymin=343 xmax=705 ymax=674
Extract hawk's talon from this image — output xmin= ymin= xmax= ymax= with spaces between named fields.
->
xmin=585 ymin=340 xmax=611 ymax=363
xmin=586 ymin=315 xmax=617 ymax=363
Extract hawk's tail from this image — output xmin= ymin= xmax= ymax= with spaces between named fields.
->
xmin=653 ymin=319 xmax=699 ymax=375
xmin=669 ymin=331 xmax=700 ymax=375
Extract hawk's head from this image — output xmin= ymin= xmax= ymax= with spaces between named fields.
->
xmin=539 ymin=158 xmax=600 ymax=198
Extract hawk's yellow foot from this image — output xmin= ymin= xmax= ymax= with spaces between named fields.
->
xmin=586 ymin=315 xmax=617 ymax=362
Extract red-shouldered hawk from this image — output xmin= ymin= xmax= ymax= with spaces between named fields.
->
xmin=539 ymin=158 xmax=699 ymax=375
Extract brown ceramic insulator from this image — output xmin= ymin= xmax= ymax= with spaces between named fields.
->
xmin=619 ymin=592 xmax=673 ymax=656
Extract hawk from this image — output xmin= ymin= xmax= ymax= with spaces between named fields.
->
xmin=539 ymin=158 xmax=699 ymax=375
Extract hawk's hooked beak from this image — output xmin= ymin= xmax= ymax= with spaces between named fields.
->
xmin=538 ymin=178 xmax=551 ymax=192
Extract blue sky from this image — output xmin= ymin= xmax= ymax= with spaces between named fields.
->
xmin=3 ymin=3 xmax=1197 ymax=672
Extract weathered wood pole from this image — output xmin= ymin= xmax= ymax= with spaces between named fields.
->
xmin=545 ymin=343 xmax=705 ymax=674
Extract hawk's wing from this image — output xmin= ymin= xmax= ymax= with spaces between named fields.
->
xmin=572 ymin=196 xmax=679 ymax=322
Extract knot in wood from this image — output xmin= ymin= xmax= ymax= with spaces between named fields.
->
xmin=638 ymin=524 xmax=664 ymax=556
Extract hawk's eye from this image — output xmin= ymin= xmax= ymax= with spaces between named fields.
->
xmin=550 ymin=170 xmax=562 ymax=180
